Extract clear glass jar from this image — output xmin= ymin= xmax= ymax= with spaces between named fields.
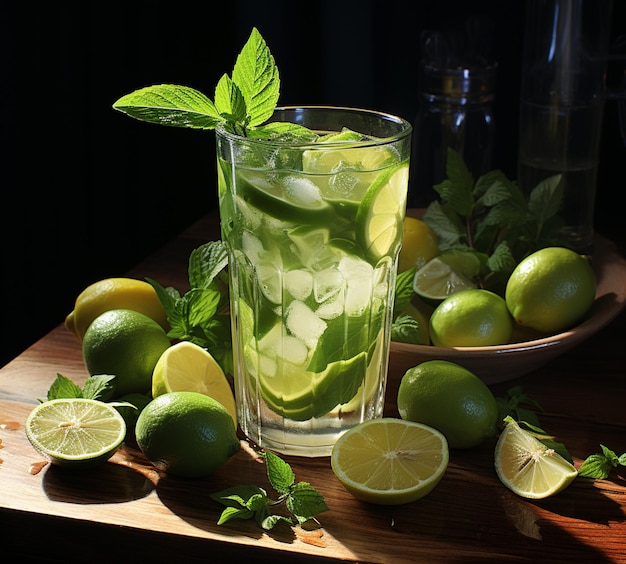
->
xmin=409 ymin=61 xmax=497 ymax=208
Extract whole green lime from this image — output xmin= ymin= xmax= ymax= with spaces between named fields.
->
xmin=82 ymin=308 xmax=171 ymax=397
xmin=135 ymin=391 xmax=241 ymax=478
xmin=397 ymin=360 xmax=498 ymax=449
xmin=505 ymin=247 xmax=596 ymax=333
xmin=429 ymin=289 xmax=513 ymax=347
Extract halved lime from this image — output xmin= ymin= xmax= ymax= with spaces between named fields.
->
xmin=356 ymin=163 xmax=409 ymax=263
xmin=151 ymin=341 xmax=237 ymax=427
xmin=413 ymin=256 xmax=477 ymax=303
xmin=238 ymin=169 xmax=333 ymax=224
xmin=331 ymin=418 xmax=449 ymax=505
xmin=25 ymin=398 xmax=126 ymax=468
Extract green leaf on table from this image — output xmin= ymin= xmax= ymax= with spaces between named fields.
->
xmin=211 ymin=450 xmax=327 ymax=532
xmin=578 ymin=444 xmax=626 ymax=479
xmin=45 ymin=373 xmax=115 ymax=402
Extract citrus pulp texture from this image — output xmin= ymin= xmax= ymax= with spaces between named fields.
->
xmin=331 ymin=418 xmax=449 ymax=505
xmin=65 ymin=277 xmax=169 ymax=341
xmin=135 ymin=391 xmax=240 ymax=478
xmin=495 ymin=418 xmax=578 ymax=499
xmin=429 ymin=289 xmax=513 ymax=347
xmin=505 ymin=246 xmax=596 ymax=333
xmin=25 ymin=398 xmax=126 ymax=468
xmin=151 ymin=341 xmax=237 ymax=427
xmin=82 ymin=309 xmax=171 ymax=398
xmin=412 ymin=255 xmax=477 ymax=304
xmin=397 ymin=216 xmax=439 ymax=273
xmin=397 ymin=360 xmax=498 ymax=449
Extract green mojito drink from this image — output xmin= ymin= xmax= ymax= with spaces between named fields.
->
xmin=217 ymin=107 xmax=412 ymax=456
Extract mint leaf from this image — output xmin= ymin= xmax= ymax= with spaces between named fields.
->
xmin=211 ymin=450 xmax=327 ymax=532
xmin=232 ymin=27 xmax=280 ymax=128
xmin=391 ymin=314 xmax=423 ymax=344
xmin=82 ymin=375 xmax=117 ymax=401
xmin=578 ymin=444 xmax=626 ymax=479
xmin=113 ymin=84 xmax=222 ymax=129
xmin=46 ymin=373 xmax=83 ymax=401
xmin=393 ymin=267 xmax=416 ymax=316
xmin=265 ymin=450 xmax=295 ymax=496
xmin=286 ymin=481 xmax=329 ymax=524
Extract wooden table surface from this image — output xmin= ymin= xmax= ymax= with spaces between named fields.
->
xmin=1 ymin=211 xmax=625 ymax=564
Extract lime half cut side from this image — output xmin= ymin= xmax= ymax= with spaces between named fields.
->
xmin=356 ymin=163 xmax=409 ymax=263
xmin=331 ymin=418 xmax=449 ymax=505
xmin=494 ymin=418 xmax=578 ymax=499
xmin=413 ymin=256 xmax=477 ymax=303
xmin=25 ymin=398 xmax=126 ymax=469
xmin=238 ymin=169 xmax=334 ymax=224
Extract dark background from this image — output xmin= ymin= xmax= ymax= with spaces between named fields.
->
xmin=2 ymin=1 xmax=625 ymax=367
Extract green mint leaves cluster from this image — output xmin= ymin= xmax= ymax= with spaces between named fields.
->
xmin=211 ymin=450 xmax=328 ymax=531
xmin=113 ymin=27 xmax=313 ymax=141
xmin=147 ymin=240 xmax=233 ymax=377
xmin=423 ymin=148 xmax=567 ymax=294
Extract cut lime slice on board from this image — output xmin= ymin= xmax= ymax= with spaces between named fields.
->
xmin=25 ymin=398 xmax=126 ymax=468
xmin=495 ymin=418 xmax=578 ymax=499
xmin=331 ymin=418 xmax=449 ymax=505
xmin=356 ymin=163 xmax=409 ymax=263
xmin=151 ymin=341 xmax=237 ymax=427
xmin=413 ymin=256 xmax=477 ymax=303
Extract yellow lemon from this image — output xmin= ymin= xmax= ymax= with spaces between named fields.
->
xmin=65 ymin=277 xmax=169 ymax=341
xmin=397 ymin=216 xmax=439 ymax=273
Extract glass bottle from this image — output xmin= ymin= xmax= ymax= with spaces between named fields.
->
xmin=409 ymin=60 xmax=497 ymax=209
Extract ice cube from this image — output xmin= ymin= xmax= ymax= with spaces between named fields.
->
xmin=313 ymin=268 xmax=344 ymax=303
xmin=282 ymin=175 xmax=323 ymax=205
xmin=338 ymin=256 xmax=374 ymax=316
xmin=286 ymin=300 xmax=327 ymax=349
xmin=285 ymin=269 xmax=313 ymax=301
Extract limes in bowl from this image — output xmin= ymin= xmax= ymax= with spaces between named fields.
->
xmin=397 ymin=216 xmax=439 ymax=273
xmin=505 ymin=246 xmax=596 ymax=333
xmin=397 ymin=360 xmax=498 ymax=449
xmin=429 ymin=289 xmax=513 ymax=347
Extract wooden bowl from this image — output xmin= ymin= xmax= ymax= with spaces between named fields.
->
xmin=389 ymin=233 xmax=626 ymax=385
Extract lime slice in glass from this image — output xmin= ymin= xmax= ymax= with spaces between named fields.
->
xmin=25 ymin=398 xmax=126 ymax=468
xmin=258 ymin=351 xmax=368 ymax=421
xmin=413 ymin=256 xmax=477 ymax=303
xmin=238 ymin=169 xmax=333 ymax=224
xmin=356 ymin=163 xmax=409 ymax=263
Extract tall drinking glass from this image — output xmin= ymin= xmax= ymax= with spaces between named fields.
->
xmin=216 ymin=106 xmax=412 ymax=457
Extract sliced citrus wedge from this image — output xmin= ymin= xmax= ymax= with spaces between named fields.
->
xmin=331 ymin=418 xmax=449 ymax=505
xmin=152 ymin=341 xmax=237 ymax=427
xmin=356 ymin=163 xmax=409 ymax=263
xmin=25 ymin=398 xmax=126 ymax=468
xmin=494 ymin=418 xmax=578 ymax=499
xmin=413 ymin=256 xmax=477 ymax=303
xmin=238 ymin=169 xmax=334 ymax=224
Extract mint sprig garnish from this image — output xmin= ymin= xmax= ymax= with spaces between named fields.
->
xmin=423 ymin=147 xmax=567 ymax=294
xmin=211 ymin=450 xmax=328 ymax=531
xmin=44 ymin=373 xmax=116 ymax=403
xmin=113 ymin=27 xmax=315 ymax=140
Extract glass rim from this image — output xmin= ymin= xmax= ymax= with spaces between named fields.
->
xmin=215 ymin=105 xmax=413 ymax=148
